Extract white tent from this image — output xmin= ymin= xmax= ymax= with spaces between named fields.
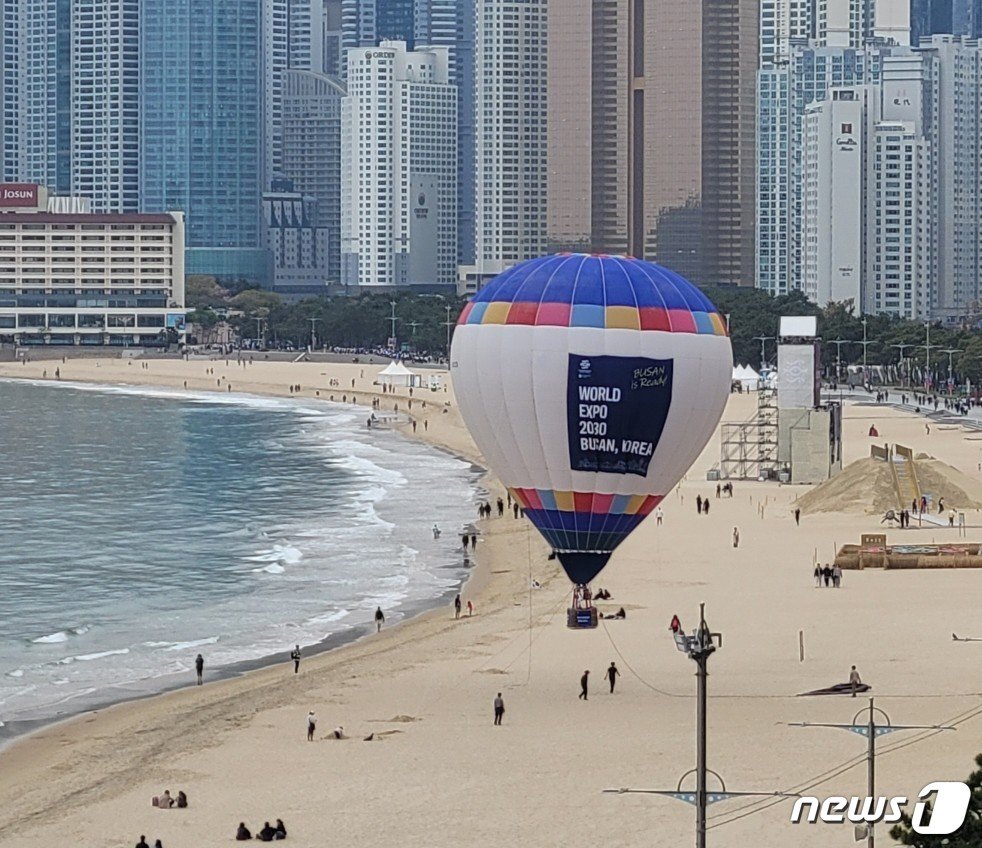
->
xmin=732 ymin=364 xmax=762 ymax=391
xmin=377 ymin=360 xmax=416 ymax=387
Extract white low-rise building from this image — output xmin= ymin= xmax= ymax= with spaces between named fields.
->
xmin=0 ymin=184 xmax=186 ymax=346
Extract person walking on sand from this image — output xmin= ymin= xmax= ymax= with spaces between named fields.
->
xmin=454 ymin=594 xmax=462 ymax=619
xmin=605 ymin=662 xmax=620 ymax=694
xmin=696 ymin=495 xmax=703 ymax=514
xmin=375 ymin=606 xmax=385 ymax=633
xmin=194 ymin=653 xmax=204 ymax=685
xmin=579 ymin=670 xmax=590 ymax=700
xmin=794 ymin=507 xmax=801 ymax=526
xmin=493 ymin=692 xmax=505 ymax=725
xmin=291 ymin=645 xmax=301 ymax=674
xmin=832 ymin=565 xmax=842 ymax=588
xmin=655 ymin=506 xmax=664 ymax=526
xmin=849 ymin=665 xmax=862 ymax=697
xmin=732 ymin=527 xmax=740 ymax=548
xmin=703 ymin=499 xmax=710 ymax=516
xmin=467 ymin=600 xmax=474 ymax=616
xmin=813 ymin=564 xmax=822 ymax=587
xmin=307 ymin=710 xmax=316 ymax=741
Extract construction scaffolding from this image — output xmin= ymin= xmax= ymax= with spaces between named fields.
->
xmin=720 ymin=386 xmax=779 ymax=480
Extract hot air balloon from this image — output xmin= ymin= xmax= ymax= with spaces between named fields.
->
xmin=451 ymin=254 xmax=732 ymax=625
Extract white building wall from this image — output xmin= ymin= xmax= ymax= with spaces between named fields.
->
xmin=341 ymin=40 xmax=456 ymax=287
xmin=473 ymin=0 xmax=547 ymax=276
xmin=801 ymin=89 xmax=864 ymax=308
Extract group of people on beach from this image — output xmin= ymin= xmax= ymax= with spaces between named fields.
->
xmin=813 ymin=563 xmax=843 ymax=588
xmin=151 ymin=789 xmax=187 ymax=809
xmin=236 ymin=818 xmax=288 ymax=841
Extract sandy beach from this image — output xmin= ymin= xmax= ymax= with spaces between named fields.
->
xmin=0 ymin=355 xmax=980 ymax=848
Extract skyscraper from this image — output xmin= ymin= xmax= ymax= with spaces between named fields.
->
xmin=545 ymin=0 xmax=758 ymax=286
xmin=1 ymin=1 xmax=70 ymax=194
xmin=415 ymin=0 xmax=476 ymax=266
xmin=323 ymin=0 xmax=343 ymax=76
xmin=341 ymin=0 xmax=416 ymax=74
xmin=281 ymin=69 xmax=345 ymax=283
xmin=341 ymin=41 xmax=457 ymax=287
xmin=71 ymin=1 xmax=140 ymax=211
xmin=263 ymin=0 xmax=324 ymax=187
xmin=1 ymin=0 xmax=138 ymax=211
xmin=472 ymin=0 xmax=547 ymax=279
xmin=139 ymin=0 xmax=265 ymax=277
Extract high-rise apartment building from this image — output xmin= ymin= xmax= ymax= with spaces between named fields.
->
xmin=471 ymin=0 xmax=547 ymax=280
xmin=281 ymin=69 xmax=344 ymax=284
xmin=795 ymin=37 xmax=982 ymax=318
xmin=1 ymin=1 xmax=138 ymax=211
xmin=757 ymin=46 xmax=893 ymax=295
xmin=140 ymin=0 xmax=265 ymax=279
xmin=341 ymin=41 xmax=457 ymax=287
xmin=263 ymin=0 xmax=324 ymax=187
xmin=340 ymin=0 xmax=415 ymax=75
xmin=416 ymin=0 xmax=476 ymax=266
xmin=71 ymin=1 xmax=140 ymax=212
xmin=544 ymin=0 xmax=758 ymax=286
xmin=323 ymin=0 xmax=343 ymax=76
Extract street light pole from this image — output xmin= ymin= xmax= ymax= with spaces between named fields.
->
xmin=791 ymin=699 xmax=956 ymax=848
xmin=829 ymin=339 xmax=852 ymax=382
xmin=308 ymin=317 xmax=320 ymax=351
xmin=388 ymin=301 xmax=399 ymax=351
xmin=890 ymin=343 xmax=913 ymax=388
xmin=443 ymin=305 xmax=454 ymax=370
xmin=751 ymin=336 xmax=776 ymax=372
xmin=941 ymin=348 xmax=961 ymax=392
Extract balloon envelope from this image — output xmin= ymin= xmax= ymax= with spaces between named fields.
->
xmin=451 ymin=254 xmax=732 ymax=584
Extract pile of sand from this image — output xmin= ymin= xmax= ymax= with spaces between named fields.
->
xmin=796 ymin=456 xmax=982 ymax=514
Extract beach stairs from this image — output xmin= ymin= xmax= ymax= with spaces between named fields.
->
xmin=890 ymin=444 xmax=922 ymax=512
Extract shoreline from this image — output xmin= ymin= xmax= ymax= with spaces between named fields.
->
xmin=0 ymin=362 xmax=499 ymax=755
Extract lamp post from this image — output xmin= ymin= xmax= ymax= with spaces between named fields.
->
xmin=828 ymin=339 xmax=852 ymax=383
xmin=856 ymin=317 xmax=878 ymax=373
xmin=941 ymin=348 xmax=962 ymax=393
xmin=388 ymin=300 xmax=399 ymax=351
xmin=443 ymin=305 xmax=454 ymax=369
xmin=751 ymin=335 xmax=776 ymax=371
xmin=308 ymin=316 xmax=320 ymax=351
xmin=890 ymin=343 xmax=913 ymax=388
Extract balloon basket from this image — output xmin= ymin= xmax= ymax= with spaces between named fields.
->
xmin=567 ymin=607 xmax=598 ymax=629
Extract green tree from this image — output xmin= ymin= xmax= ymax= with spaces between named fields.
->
xmin=184 ymin=276 xmax=229 ymax=309
xmin=890 ymin=754 xmax=982 ymax=846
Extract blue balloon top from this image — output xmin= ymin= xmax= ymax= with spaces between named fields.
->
xmin=458 ymin=254 xmax=727 ymax=335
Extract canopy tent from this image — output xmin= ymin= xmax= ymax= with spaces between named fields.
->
xmin=377 ymin=360 xmax=417 ymax=387
xmin=732 ymin=364 xmax=762 ymax=391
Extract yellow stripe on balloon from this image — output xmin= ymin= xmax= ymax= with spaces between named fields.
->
xmin=626 ymin=494 xmax=647 ymax=514
xmin=605 ymin=306 xmax=641 ymax=330
xmin=481 ymin=302 xmax=511 ymax=324
xmin=553 ymin=490 xmax=575 ymax=512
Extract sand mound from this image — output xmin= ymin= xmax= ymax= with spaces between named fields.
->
xmin=796 ymin=456 xmax=982 ymax=515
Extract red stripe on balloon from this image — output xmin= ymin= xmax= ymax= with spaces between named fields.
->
xmin=505 ymin=301 xmax=539 ymax=325
xmin=534 ymin=302 xmax=572 ymax=326
xmin=638 ymin=307 xmax=671 ymax=331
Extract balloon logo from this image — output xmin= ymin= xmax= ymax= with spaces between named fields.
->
xmin=451 ymin=254 xmax=732 ymax=585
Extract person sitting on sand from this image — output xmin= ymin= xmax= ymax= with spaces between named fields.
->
xmin=176 ymin=791 xmax=187 ymax=809
xmin=274 ymin=819 xmax=287 ymax=839
xmin=158 ymin=790 xmax=174 ymax=809
xmin=235 ymin=822 xmax=252 ymax=841
xmin=258 ymin=821 xmax=278 ymax=842
xmin=333 ymin=725 xmax=344 ymax=739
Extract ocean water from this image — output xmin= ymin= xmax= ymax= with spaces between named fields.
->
xmin=0 ymin=379 xmax=478 ymax=732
